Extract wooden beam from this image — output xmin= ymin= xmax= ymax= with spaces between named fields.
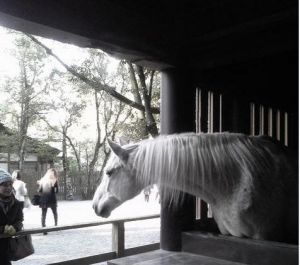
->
xmin=112 ymin=221 xmax=125 ymax=257
xmin=49 ymin=252 xmax=116 ymax=265
xmin=188 ymin=8 xmax=296 ymax=45
xmin=185 ymin=8 xmax=297 ymax=70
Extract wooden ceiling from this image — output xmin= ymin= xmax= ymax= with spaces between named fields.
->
xmin=0 ymin=0 xmax=298 ymax=111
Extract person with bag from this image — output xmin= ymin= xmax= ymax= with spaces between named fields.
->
xmin=12 ymin=170 xmax=31 ymax=209
xmin=38 ymin=168 xmax=59 ymax=234
xmin=0 ymin=168 xmax=24 ymax=265
xmin=31 ymin=193 xmax=41 ymax=206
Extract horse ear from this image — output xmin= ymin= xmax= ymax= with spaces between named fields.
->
xmin=118 ymin=137 xmax=130 ymax=146
xmin=107 ymin=139 xmax=129 ymax=162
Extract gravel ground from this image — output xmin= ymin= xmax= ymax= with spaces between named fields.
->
xmin=12 ymin=192 xmax=160 ymax=265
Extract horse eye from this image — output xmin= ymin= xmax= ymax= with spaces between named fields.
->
xmin=106 ymin=169 xmax=114 ymax=177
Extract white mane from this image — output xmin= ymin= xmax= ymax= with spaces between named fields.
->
xmin=133 ymin=132 xmax=281 ymax=203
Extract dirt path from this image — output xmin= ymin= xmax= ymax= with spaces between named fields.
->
xmin=12 ymin=193 xmax=160 ymax=265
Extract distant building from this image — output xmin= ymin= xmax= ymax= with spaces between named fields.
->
xmin=0 ymin=122 xmax=60 ymax=196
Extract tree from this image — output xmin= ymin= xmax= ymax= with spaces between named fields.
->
xmin=1 ymin=33 xmax=51 ymax=169
xmin=27 ymin=34 xmax=160 ymax=138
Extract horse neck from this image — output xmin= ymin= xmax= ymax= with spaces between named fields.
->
xmin=133 ymin=134 xmax=236 ymax=205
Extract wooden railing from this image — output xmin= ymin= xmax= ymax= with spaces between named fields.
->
xmin=3 ymin=214 xmax=160 ymax=265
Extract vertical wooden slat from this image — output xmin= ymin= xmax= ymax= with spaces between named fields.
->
xmin=201 ymin=90 xmax=209 ymax=133
xmin=196 ymin=199 xmax=201 ymax=220
xmin=250 ymin=103 xmax=255 ymax=136
xmin=259 ymin=105 xmax=265 ymax=135
xmin=276 ymin=110 xmax=281 ymax=141
xmin=213 ymin=92 xmax=220 ymax=133
xmin=210 ymin=92 xmax=214 ymax=133
xmin=219 ymin=94 xmax=223 ymax=132
xmin=255 ymin=104 xmax=260 ymax=135
xmin=268 ymin=108 xmax=273 ymax=137
xmin=195 ymin=88 xmax=201 ymax=220
xmin=195 ymin=89 xmax=201 ymax=133
xmin=258 ymin=105 xmax=262 ymax=135
xmin=112 ymin=221 xmax=125 ymax=257
xmin=195 ymin=89 xmax=199 ymax=133
xmin=272 ymin=108 xmax=277 ymax=138
xmin=208 ymin=91 xmax=211 ymax=133
xmin=284 ymin=112 xmax=288 ymax=146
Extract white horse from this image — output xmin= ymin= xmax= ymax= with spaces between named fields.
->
xmin=92 ymin=132 xmax=298 ymax=243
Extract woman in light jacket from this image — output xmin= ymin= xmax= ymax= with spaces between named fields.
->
xmin=12 ymin=170 xmax=29 ymax=209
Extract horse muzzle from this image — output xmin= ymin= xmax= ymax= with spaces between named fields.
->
xmin=93 ymin=195 xmax=121 ymax=218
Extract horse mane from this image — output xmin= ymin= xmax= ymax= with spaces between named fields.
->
xmin=133 ymin=132 xmax=278 ymax=203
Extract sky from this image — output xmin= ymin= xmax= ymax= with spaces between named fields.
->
xmin=0 ymin=28 xmax=18 ymax=77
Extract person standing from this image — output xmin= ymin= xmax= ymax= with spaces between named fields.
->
xmin=12 ymin=170 xmax=30 ymax=209
xmin=0 ymin=168 xmax=23 ymax=265
xmin=38 ymin=168 xmax=59 ymax=233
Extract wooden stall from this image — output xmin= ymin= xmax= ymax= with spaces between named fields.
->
xmin=0 ymin=1 xmax=297 ymax=264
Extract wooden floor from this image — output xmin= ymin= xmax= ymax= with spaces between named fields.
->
xmin=106 ymin=231 xmax=298 ymax=265
xmin=107 ymin=250 xmax=246 ymax=265
xmin=182 ymin=231 xmax=298 ymax=265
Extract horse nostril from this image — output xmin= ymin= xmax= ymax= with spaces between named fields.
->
xmin=97 ymin=206 xmax=110 ymax=218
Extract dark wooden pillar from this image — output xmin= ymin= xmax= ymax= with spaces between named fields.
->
xmin=160 ymin=68 xmax=196 ymax=251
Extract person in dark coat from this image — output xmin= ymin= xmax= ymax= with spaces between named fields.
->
xmin=38 ymin=168 xmax=59 ymax=234
xmin=0 ymin=168 xmax=23 ymax=265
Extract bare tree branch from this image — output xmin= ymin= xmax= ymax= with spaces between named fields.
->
xmin=148 ymin=70 xmax=155 ymax=101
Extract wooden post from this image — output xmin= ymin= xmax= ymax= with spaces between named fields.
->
xmin=160 ymin=68 xmax=196 ymax=251
xmin=112 ymin=221 xmax=124 ymax=257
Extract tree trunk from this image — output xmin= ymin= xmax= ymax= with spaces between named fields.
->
xmin=62 ymin=132 xmax=67 ymax=200
xmin=86 ymin=90 xmax=102 ymax=198
xmin=136 ymin=66 xmax=159 ymax=136
xmin=128 ymin=63 xmax=148 ymax=137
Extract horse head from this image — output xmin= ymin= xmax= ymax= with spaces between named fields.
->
xmin=92 ymin=139 xmax=142 ymax=217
